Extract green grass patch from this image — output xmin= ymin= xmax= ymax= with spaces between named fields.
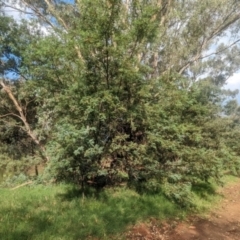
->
xmin=0 ymin=184 xmax=184 ymax=240
xmin=0 ymin=175 xmax=238 ymax=239
xmin=191 ymin=181 xmax=220 ymax=212
xmin=191 ymin=175 xmax=240 ymax=213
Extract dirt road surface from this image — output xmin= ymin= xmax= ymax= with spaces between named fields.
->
xmin=126 ymin=180 xmax=240 ymax=240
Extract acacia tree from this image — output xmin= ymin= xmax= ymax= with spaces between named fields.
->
xmin=1 ymin=0 xmax=240 ymax=201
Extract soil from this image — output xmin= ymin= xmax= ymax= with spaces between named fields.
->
xmin=126 ymin=180 xmax=240 ymax=240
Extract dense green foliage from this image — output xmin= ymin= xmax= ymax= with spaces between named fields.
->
xmin=1 ymin=0 xmax=240 ymax=205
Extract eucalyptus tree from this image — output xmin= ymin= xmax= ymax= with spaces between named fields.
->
xmin=0 ymin=8 xmax=50 ymax=180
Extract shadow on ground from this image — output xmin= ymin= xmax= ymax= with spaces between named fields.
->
xmin=0 ymin=186 xmax=183 ymax=240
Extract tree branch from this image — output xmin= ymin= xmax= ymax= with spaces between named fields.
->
xmin=43 ymin=0 xmax=84 ymax=62
xmin=200 ymin=39 xmax=240 ymax=60
xmin=0 ymin=112 xmax=22 ymax=120
xmin=0 ymin=79 xmax=49 ymax=162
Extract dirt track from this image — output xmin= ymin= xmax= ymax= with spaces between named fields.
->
xmin=127 ymin=180 xmax=240 ymax=240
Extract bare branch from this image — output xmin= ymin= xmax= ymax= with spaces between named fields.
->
xmin=200 ymin=39 xmax=240 ymax=60
xmin=0 ymin=79 xmax=49 ymax=162
xmin=3 ymin=3 xmax=34 ymax=15
xmin=178 ymin=38 xmax=240 ymax=75
xmin=11 ymin=181 xmax=33 ymax=190
xmin=0 ymin=113 xmax=22 ymax=120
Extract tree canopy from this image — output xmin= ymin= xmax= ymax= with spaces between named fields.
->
xmin=1 ymin=0 xmax=240 ymax=204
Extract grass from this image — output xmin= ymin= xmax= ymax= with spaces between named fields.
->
xmin=191 ymin=175 xmax=240 ymax=213
xmin=0 ymin=184 xmax=184 ymax=240
xmin=0 ymin=175 xmax=238 ymax=240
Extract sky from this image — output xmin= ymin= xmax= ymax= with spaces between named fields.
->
xmin=225 ymin=73 xmax=240 ymax=102
xmin=2 ymin=1 xmax=240 ymax=102
xmin=225 ymin=73 xmax=240 ymax=92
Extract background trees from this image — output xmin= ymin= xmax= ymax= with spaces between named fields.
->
xmin=0 ymin=0 xmax=240 ymax=203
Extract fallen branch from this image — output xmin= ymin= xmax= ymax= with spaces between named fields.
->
xmin=10 ymin=181 xmax=33 ymax=190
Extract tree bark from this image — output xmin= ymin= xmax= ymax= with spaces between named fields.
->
xmin=0 ymin=80 xmax=49 ymax=162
